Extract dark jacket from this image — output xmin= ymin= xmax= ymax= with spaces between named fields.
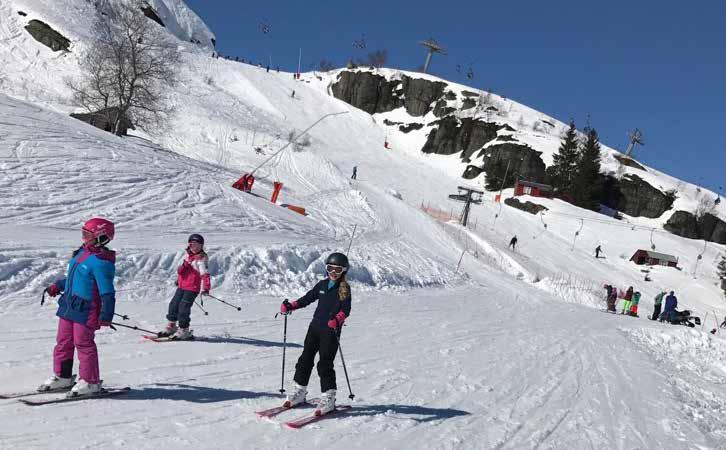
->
xmin=297 ymin=279 xmax=352 ymax=328
xmin=664 ymin=294 xmax=677 ymax=312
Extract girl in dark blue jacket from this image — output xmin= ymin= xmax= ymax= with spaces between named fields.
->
xmin=279 ymin=252 xmax=352 ymax=415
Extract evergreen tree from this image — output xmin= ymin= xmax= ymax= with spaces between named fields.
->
xmin=718 ymin=253 xmax=726 ymax=297
xmin=546 ymin=120 xmax=579 ymax=195
xmin=571 ymin=127 xmax=603 ymax=211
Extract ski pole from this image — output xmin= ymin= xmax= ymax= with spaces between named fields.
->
xmin=111 ymin=322 xmax=157 ymax=334
xmin=346 ymin=224 xmax=358 ymax=255
xmin=205 ymin=294 xmax=242 ymax=311
xmin=278 ymin=312 xmax=288 ymax=395
xmin=194 ymin=299 xmax=209 ymax=316
xmin=333 ymin=328 xmax=355 ymax=400
xmin=114 ymin=312 xmax=130 ymax=321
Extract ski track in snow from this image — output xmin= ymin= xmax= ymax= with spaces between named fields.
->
xmin=0 ymin=1 xmax=725 ymax=447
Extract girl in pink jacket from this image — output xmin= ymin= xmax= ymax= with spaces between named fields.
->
xmin=158 ymin=234 xmax=210 ymax=340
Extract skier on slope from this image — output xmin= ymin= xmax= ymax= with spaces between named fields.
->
xmin=279 ymin=252 xmax=352 ymax=415
xmin=509 ymin=235 xmax=518 ymax=250
xmin=595 ymin=245 xmax=602 ymax=258
xmin=157 ymin=234 xmax=211 ymax=340
xmin=620 ymin=286 xmax=634 ymax=314
xmin=650 ymin=291 xmax=666 ymax=320
xmin=40 ymin=218 xmax=116 ymax=397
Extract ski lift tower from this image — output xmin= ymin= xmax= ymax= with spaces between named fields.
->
xmin=625 ymin=128 xmax=644 ymax=158
xmin=448 ymin=186 xmax=484 ymax=227
xmin=419 ymin=39 xmax=446 ymax=74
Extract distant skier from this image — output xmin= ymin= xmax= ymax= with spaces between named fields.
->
xmin=40 ymin=218 xmax=116 ymax=397
xmin=604 ymin=284 xmax=617 ymax=312
xmin=595 ymin=245 xmax=602 ymax=258
xmin=279 ymin=252 xmax=352 ymax=416
xmin=509 ymin=235 xmax=518 ymax=250
xmin=266 ymin=65 xmax=270 ymax=73
xmin=650 ymin=291 xmax=666 ymax=320
xmin=662 ymin=291 xmax=677 ymax=323
xmin=291 ymin=90 xmax=296 ymax=99
xmin=351 ymin=165 xmax=357 ymax=180
xmin=628 ymin=291 xmax=641 ymax=316
xmin=157 ymin=234 xmax=211 ymax=340
xmin=620 ymin=286 xmax=634 ymax=314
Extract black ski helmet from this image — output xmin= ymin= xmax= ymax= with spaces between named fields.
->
xmin=188 ymin=234 xmax=204 ymax=245
xmin=325 ymin=252 xmax=349 ymax=269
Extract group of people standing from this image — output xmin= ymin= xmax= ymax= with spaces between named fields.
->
xmin=603 ymin=284 xmax=679 ymax=322
xmin=38 ymin=218 xmax=353 ymax=415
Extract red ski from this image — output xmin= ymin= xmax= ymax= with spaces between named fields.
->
xmin=255 ymin=398 xmax=320 ymax=418
xmin=285 ymin=405 xmax=352 ymax=429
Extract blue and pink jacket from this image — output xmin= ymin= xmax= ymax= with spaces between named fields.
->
xmin=53 ymin=245 xmax=116 ymax=329
xmin=177 ymin=249 xmax=210 ymax=293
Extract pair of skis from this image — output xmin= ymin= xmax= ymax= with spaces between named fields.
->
xmin=1 ymin=386 xmax=131 ymax=406
xmin=255 ymin=399 xmax=352 ymax=429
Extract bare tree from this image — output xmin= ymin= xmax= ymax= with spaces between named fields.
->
xmin=67 ymin=2 xmax=181 ymax=135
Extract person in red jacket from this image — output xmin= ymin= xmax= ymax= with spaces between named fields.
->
xmin=158 ymin=234 xmax=210 ymax=340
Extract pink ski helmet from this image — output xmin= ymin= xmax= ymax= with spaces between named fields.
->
xmin=82 ymin=217 xmax=115 ymax=246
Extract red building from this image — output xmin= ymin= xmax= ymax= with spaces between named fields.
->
xmin=630 ymin=250 xmax=679 ymax=268
xmin=514 ymin=180 xmax=553 ymax=198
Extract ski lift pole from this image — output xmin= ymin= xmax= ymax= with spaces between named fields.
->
xmin=249 ymin=111 xmax=349 ymax=176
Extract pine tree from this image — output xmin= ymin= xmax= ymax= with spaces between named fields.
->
xmin=571 ymin=127 xmax=603 ymax=211
xmin=718 ymin=253 xmax=726 ymax=297
xmin=546 ymin=120 xmax=579 ymax=195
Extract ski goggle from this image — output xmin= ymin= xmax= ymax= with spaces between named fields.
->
xmin=82 ymin=228 xmax=95 ymax=242
xmin=326 ymin=264 xmax=345 ymax=274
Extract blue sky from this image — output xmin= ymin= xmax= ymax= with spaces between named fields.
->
xmin=185 ymin=0 xmax=724 ymax=195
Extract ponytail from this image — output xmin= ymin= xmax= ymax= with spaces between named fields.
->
xmin=338 ymin=274 xmax=350 ymax=302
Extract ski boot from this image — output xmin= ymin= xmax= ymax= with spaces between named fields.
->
xmin=315 ymin=389 xmax=337 ymax=416
xmin=283 ymin=382 xmax=307 ymax=407
xmin=171 ymin=327 xmax=194 ymax=341
xmin=37 ymin=374 xmax=76 ymax=392
xmin=67 ymin=379 xmax=102 ymax=398
xmin=157 ymin=321 xmax=177 ymax=338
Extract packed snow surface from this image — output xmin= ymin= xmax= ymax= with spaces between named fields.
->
xmin=0 ymin=1 xmax=725 ymax=449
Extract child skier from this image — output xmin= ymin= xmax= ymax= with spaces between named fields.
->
xmin=158 ymin=234 xmax=210 ymax=340
xmin=628 ymin=291 xmax=641 ymax=316
xmin=40 ymin=218 xmax=116 ymax=397
xmin=279 ymin=252 xmax=352 ymax=415
xmin=620 ymin=286 xmax=634 ymax=314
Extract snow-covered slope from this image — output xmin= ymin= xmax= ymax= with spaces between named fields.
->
xmin=1 ymin=1 xmax=726 ymax=448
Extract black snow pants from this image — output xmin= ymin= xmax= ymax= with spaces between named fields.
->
xmin=651 ymin=304 xmax=662 ymax=321
xmin=166 ymin=288 xmax=198 ymax=329
xmin=293 ymin=324 xmax=339 ymax=392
